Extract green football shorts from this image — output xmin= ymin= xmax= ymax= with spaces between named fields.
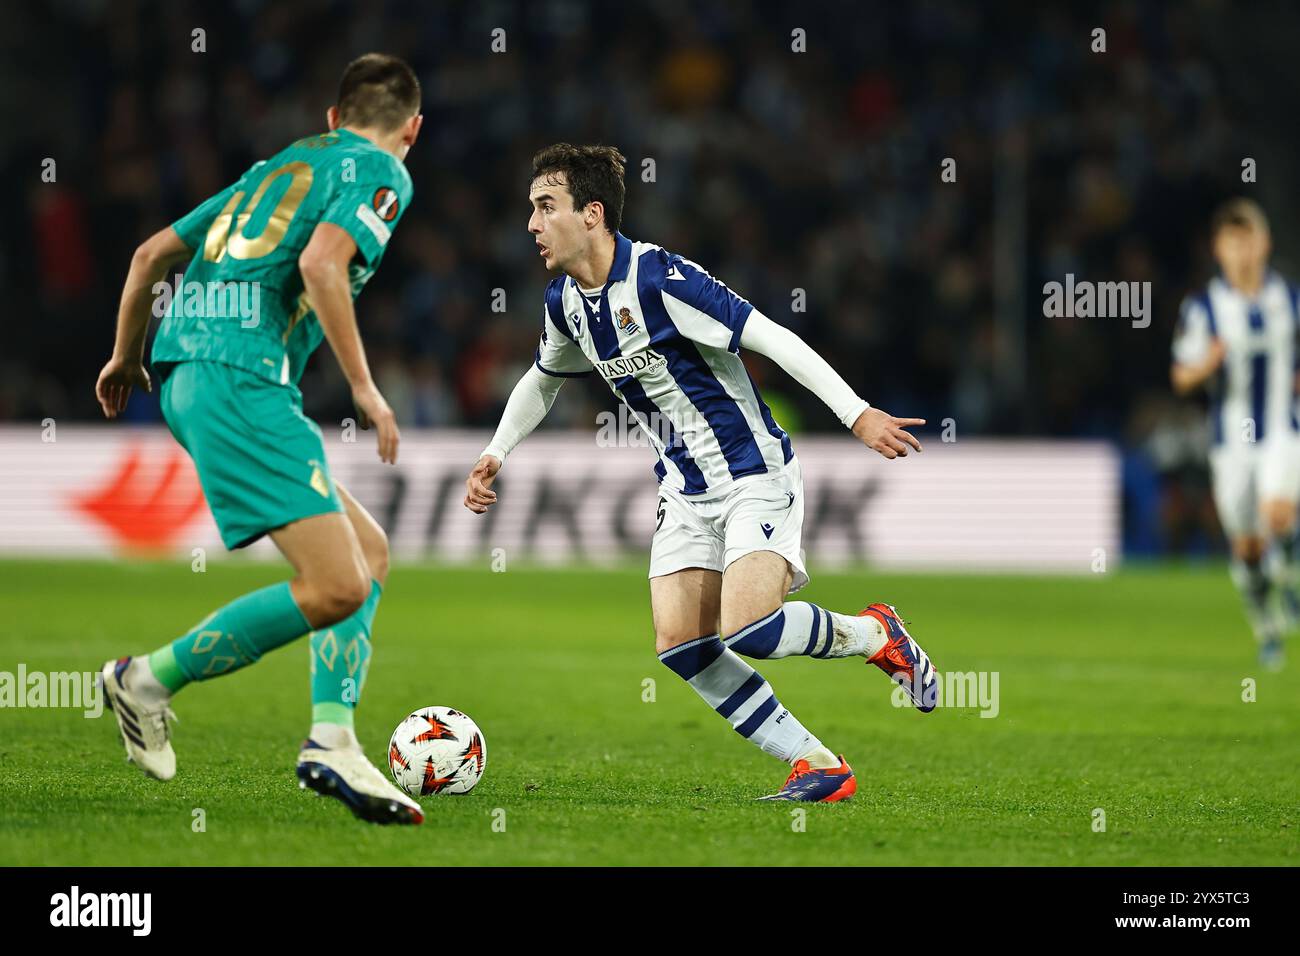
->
xmin=158 ymin=360 xmax=345 ymax=550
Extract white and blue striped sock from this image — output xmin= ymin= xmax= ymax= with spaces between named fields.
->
xmin=723 ymin=603 xmax=886 ymax=660
xmin=658 ymin=635 xmax=820 ymax=764
xmin=1230 ymin=557 xmax=1280 ymax=644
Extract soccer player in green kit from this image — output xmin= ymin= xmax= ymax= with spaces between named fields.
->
xmin=93 ymin=54 xmax=425 ymax=825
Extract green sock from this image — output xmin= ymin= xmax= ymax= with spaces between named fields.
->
xmin=147 ymin=582 xmax=311 ymax=692
xmin=309 ymin=579 xmax=381 ymax=729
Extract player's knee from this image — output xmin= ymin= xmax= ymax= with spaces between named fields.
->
xmin=1265 ymin=504 xmax=1295 ymax=538
xmin=719 ymin=603 xmax=781 ymax=641
xmin=307 ymin=570 xmax=371 ymax=626
xmin=655 ymin=630 xmax=707 ymax=657
xmin=1233 ymin=536 xmax=1264 ymax=563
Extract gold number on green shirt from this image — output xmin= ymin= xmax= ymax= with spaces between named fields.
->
xmin=203 ymin=161 xmax=314 ymax=262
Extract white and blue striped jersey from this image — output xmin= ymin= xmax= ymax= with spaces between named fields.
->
xmin=536 ymin=232 xmax=794 ymax=496
xmin=1173 ymin=272 xmax=1300 ymax=449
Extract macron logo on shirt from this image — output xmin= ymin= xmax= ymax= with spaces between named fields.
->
xmin=666 ymin=265 xmax=685 ymax=280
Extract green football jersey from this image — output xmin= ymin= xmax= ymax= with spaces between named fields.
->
xmin=152 ymin=128 xmax=412 ymax=386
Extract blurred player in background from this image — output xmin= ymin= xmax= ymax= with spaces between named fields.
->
xmin=93 ymin=54 xmax=426 ymax=823
xmin=1171 ymin=198 xmax=1300 ymax=671
xmin=464 ymin=144 xmax=939 ymax=802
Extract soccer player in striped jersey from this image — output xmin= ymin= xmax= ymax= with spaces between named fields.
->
xmin=463 ymin=144 xmax=939 ymax=801
xmin=94 ymin=55 xmax=425 ymax=822
xmin=1172 ymin=198 xmax=1300 ymax=671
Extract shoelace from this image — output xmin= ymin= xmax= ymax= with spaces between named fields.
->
xmin=145 ymin=706 xmax=178 ymax=743
xmin=782 ymin=760 xmax=813 ymax=787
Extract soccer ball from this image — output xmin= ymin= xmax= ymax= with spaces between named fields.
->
xmin=387 ymin=706 xmax=487 ymax=797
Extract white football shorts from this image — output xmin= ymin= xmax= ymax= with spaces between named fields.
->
xmin=648 ymin=457 xmax=809 ymax=593
xmin=1209 ymin=439 xmax=1300 ymax=538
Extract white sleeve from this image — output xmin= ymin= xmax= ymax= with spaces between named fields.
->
xmin=480 ymin=363 xmax=565 ymax=464
xmin=739 ymin=310 xmax=871 ymax=429
xmin=658 ymin=255 xmax=754 ymax=352
xmin=1172 ymin=296 xmax=1211 ymax=367
xmin=537 ymin=298 xmax=594 ymax=376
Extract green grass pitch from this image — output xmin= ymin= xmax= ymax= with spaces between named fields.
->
xmin=0 ymin=558 xmax=1295 ymax=866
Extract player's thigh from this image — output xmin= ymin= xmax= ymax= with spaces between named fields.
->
xmin=648 ymin=488 xmax=725 ymax=653
xmin=649 ymin=568 xmax=723 ymax=654
xmin=717 ymin=465 xmax=808 ymax=635
xmin=1257 ymin=443 xmax=1300 ymax=536
xmin=719 ymin=550 xmax=792 ymax=637
xmin=1210 ymin=453 xmax=1258 ymax=539
xmin=334 ymin=480 xmax=390 ymax=585
xmin=271 ymin=511 xmax=370 ymax=626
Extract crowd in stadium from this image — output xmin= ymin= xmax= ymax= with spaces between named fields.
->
xmin=0 ymin=2 xmax=1258 ymax=554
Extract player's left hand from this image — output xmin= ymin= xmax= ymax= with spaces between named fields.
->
xmin=851 ymin=407 xmax=924 ymax=459
xmin=351 ymin=382 xmax=400 ymax=464
xmin=95 ymin=355 xmax=151 ymax=419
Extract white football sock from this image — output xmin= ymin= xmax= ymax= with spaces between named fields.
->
xmin=796 ymin=744 xmax=841 ymax=769
xmin=658 ymin=636 xmax=821 ymax=764
xmin=725 ymin=603 xmax=888 ymax=659
xmin=1229 ymin=557 xmax=1280 ymax=645
xmin=127 ymin=657 xmax=172 ymax=706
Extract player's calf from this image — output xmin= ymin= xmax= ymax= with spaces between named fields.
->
xmin=723 ymin=601 xmax=887 ymax=659
xmin=657 ymin=633 xmax=838 ymax=769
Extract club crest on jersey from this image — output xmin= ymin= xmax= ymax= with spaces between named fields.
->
xmin=594 ymin=348 xmax=667 ymax=381
xmin=616 ymin=307 xmax=641 ymax=335
xmin=372 ymin=187 xmax=400 ymax=222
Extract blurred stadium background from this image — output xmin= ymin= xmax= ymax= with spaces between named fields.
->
xmin=5 ymin=3 xmax=1299 ymax=874
xmin=0 ymin=0 xmax=1293 ymax=564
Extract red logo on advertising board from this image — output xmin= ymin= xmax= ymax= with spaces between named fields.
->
xmin=70 ymin=445 xmax=207 ymax=551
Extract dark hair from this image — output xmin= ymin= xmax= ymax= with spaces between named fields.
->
xmin=1211 ymin=197 xmax=1268 ymax=235
xmin=337 ymin=54 xmax=421 ymax=131
xmin=531 ymin=143 xmax=627 ymax=234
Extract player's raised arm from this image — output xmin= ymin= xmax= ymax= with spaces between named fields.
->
xmin=657 ymin=257 xmax=922 ymax=459
xmin=464 ymin=364 xmax=567 ymax=513
xmin=95 ymin=226 xmax=193 ymax=418
xmin=739 ymin=311 xmax=924 ymax=459
xmin=298 ymin=221 xmax=400 ymax=464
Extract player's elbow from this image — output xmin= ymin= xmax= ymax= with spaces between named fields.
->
xmin=297 ymin=250 xmax=330 ymax=285
xmin=1170 ymin=367 xmax=1193 ymax=396
xmin=132 ymin=230 xmax=180 ymax=271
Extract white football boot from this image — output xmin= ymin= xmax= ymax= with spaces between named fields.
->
xmin=99 ymin=657 xmax=179 ymax=781
xmin=296 ymin=740 xmax=424 ymax=825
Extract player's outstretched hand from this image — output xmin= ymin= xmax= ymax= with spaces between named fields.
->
xmin=95 ymin=355 xmax=151 ymax=419
xmin=351 ymin=382 xmax=400 ymax=464
xmin=852 ymin=407 xmax=925 ymax=459
xmin=464 ymin=455 xmax=501 ymax=514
